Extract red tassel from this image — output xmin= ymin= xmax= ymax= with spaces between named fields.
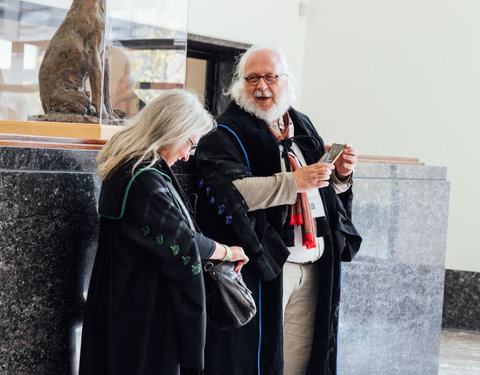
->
xmin=303 ymin=232 xmax=316 ymax=249
xmin=289 ymin=212 xmax=304 ymax=226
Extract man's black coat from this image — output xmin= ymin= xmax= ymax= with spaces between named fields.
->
xmin=194 ymin=101 xmax=362 ymax=375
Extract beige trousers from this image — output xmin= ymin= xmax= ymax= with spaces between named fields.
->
xmin=282 ymin=262 xmax=319 ymax=375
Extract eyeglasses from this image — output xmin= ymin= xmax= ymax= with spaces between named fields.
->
xmin=244 ymin=73 xmax=284 ymax=86
xmin=188 ymin=138 xmax=197 ymax=154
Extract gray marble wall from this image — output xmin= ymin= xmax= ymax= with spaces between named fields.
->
xmin=338 ymin=163 xmax=450 ymax=375
xmin=443 ymin=269 xmax=480 ymax=332
xmin=0 ymin=146 xmax=456 ymax=374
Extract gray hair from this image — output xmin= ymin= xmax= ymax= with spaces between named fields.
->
xmin=227 ymin=44 xmax=297 ymax=105
xmin=96 ymin=89 xmax=216 ymax=180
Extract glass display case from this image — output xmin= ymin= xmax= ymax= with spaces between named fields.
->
xmin=0 ymin=0 xmax=188 ymax=133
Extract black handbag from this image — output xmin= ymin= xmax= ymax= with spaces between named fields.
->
xmin=163 ymin=177 xmax=256 ymax=329
xmin=203 ymin=261 xmax=256 ymax=330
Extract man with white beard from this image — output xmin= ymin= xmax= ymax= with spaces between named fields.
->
xmin=195 ymin=45 xmax=362 ymax=375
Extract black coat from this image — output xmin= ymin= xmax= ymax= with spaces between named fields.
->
xmin=194 ymin=102 xmax=362 ymax=375
xmin=79 ymin=159 xmax=206 ymax=375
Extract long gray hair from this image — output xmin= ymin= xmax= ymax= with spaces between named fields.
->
xmin=96 ymin=89 xmax=215 ymax=180
xmin=227 ymin=44 xmax=297 ymax=107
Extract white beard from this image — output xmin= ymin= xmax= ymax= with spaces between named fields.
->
xmin=235 ymin=89 xmax=293 ymax=123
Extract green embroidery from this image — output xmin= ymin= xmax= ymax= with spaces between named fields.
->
xmin=182 ymin=255 xmax=191 ymax=265
xmin=170 ymin=245 xmax=180 ymax=256
xmin=141 ymin=226 xmax=150 ymax=236
xmin=191 ymin=264 xmax=201 ymax=275
xmin=156 ymin=235 xmax=164 ymax=245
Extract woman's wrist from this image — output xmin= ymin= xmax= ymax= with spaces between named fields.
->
xmin=221 ymin=244 xmax=232 ymax=261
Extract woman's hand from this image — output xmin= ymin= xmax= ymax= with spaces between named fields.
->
xmin=228 ymin=246 xmax=249 ymax=273
xmin=211 ymin=243 xmax=249 ymax=273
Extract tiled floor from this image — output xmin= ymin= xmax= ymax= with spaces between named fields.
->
xmin=439 ymin=330 xmax=480 ymax=375
xmin=72 ymin=327 xmax=477 ymax=374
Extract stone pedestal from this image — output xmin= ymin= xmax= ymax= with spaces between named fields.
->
xmin=338 ymin=163 xmax=450 ymax=375
xmin=0 ymin=146 xmax=100 ymax=374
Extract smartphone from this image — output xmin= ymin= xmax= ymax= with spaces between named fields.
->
xmin=319 ymin=143 xmax=345 ymax=163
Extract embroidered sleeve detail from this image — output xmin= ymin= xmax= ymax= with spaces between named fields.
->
xmin=218 ymin=204 xmax=226 ymax=215
xmin=156 ymin=235 xmax=164 ymax=245
xmin=182 ymin=255 xmax=191 ymax=265
xmin=191 ymin=264 xmax=201 ymax=275
xmin=141 ymin=225 xmax=150 ymax=236
xmin=170 ymin=245 xmax=180 ymax=256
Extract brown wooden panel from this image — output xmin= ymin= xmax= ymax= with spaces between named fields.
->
xmin=0 ymin=133 xmax=107 ymax=145
xmin=0 ymin=140 xmax=103 ymax=150
xmin=0 ymin=133 xmax=106 ymax=150
xmin=0 ymin=120 xmax=103 ymax=139
xmin=358 ymin=155 xmax=420 ymax=162
xmin=358 ymin=155 xmax=423 ymax=165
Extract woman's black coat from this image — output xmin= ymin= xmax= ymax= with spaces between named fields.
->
xmin=79 ymin=159 xmax=206 ymax=375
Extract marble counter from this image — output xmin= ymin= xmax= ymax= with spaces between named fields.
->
xmin=337 ymin=162 xmax=450 ymax=375
xmin=0 ymin=147 xmax=451 ymax=374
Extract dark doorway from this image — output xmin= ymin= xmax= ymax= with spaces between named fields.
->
xmin=186 ymin=35 xmax=249 ymax=116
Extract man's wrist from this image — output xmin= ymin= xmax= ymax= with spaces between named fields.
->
xmin=331 ymin=170 xmax=354 ymax=194
xmin=334 ymin=170 xmax=353 ymax=183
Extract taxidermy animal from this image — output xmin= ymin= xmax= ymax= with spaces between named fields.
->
xmin=38 ymin=0 xmax=117 ymax=120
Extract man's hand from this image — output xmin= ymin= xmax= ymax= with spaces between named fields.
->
xmin=292 ymin=162 xmax=335 ymax=192
xmin=331 ymin=143 xmax=357 ymax=180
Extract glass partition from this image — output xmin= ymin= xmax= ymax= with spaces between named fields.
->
xmin=0 ymin=0 xmax=188 ymax=125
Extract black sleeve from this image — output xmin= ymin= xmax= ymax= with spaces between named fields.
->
xmin=195 ymin=127 xmax=289 ymax=281
xmin=193 ymin=232 xmax=216 ymax=259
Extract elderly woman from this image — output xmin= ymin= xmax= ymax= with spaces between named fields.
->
xmin=79 ymin=90 xmax=248 ymax=375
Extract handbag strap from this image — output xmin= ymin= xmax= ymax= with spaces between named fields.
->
xmin=99 ymin=167 xmax=172 ymax=220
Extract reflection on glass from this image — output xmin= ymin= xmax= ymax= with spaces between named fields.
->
xmin=109 ymin=0 xmax=188 ymax=117
xmin=0 ymin=40 xmax=12 ymax=69
xmin=0 ymin=0 xmax=188 ymax=124
xmin=23 ymin=43 xmax=39 ymax=70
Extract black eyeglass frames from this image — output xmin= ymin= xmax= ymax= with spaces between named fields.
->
xmin=244 ymin=73 xmax=285 ymax=86
xmin=188 ymin=138 xmax=198 ymax=154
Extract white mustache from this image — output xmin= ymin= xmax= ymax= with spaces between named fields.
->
xmin=254 ymin=90 xmax=272 ymax=98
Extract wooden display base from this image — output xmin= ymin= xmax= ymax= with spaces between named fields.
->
xmin=0 ymin=120 xmax=120 ymax=141
xmin=357 ymin=155 xmax=423 ymax=165
xmin=0 ymin=133 xmax=106 ymax=150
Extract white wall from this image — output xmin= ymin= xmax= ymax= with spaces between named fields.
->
xmin=189 ymin=0 xmax=480 ymax=272
xmin=301 ymin=0 xmax=480 ymax=272
xmin=188 ymin=0 xmax=308 ymax=103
